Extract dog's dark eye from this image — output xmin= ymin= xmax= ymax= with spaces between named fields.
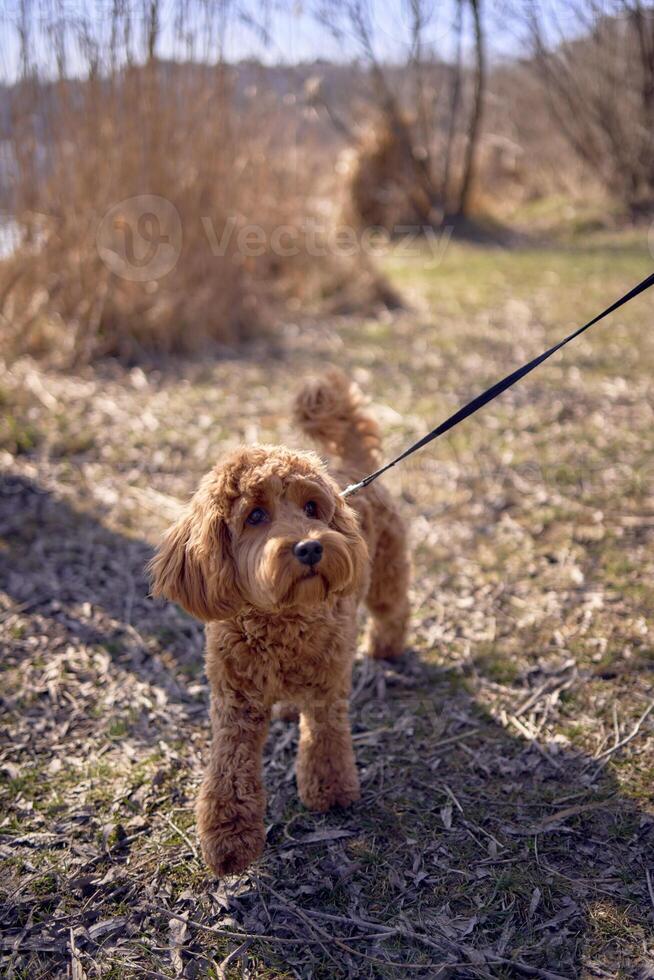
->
xmin=304 ymin=500 xmax=318 ymax=518
xmin=246 ymin=507 xmax=268 ymax=526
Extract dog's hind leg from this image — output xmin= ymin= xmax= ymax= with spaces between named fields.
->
xmin=296 ymin=691 xmax=360 ymax=812
xmin=364 ymin=519 xmax=410 ymax=660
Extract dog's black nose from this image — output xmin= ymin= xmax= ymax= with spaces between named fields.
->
xmin=293 ymin=539 xmax=323 ymax=566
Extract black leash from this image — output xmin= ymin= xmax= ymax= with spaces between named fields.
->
xmin=341 ymin=270 xmax=654 ymax=498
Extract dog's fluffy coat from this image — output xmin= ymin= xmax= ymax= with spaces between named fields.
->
xmin=150 ymin=369 xmax=410 ymax=875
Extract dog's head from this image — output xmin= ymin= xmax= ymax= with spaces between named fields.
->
xmin=149 ymin=445 xmax=368 ymax=621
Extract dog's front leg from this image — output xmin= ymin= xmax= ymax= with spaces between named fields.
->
xmin=197 ymin=692 xmax=270 ymax=877
xmin=296 ymin=693 xmax=360 ymax=812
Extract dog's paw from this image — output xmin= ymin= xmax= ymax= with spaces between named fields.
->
xmin=298 ymin=772 xmax=360 ymax=813
xmin=199 ymin=823 xmax=265 ymax=877
xmin=366 ymin=619 xmax=407 ymax=661
xmin=367 ymin=639 xmax=405 ymax=660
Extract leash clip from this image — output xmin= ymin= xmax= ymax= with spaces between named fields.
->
xmin=341 ymin=481 xmax=364 ymax=499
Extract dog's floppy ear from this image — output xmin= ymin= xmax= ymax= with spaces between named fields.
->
xmin=149 ymin=489 xmax=242 ymax=622
xmin=330 ymin=495 xmax=369 ymax=594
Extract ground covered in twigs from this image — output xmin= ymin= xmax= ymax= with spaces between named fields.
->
xmin=1 ymin=237 xmax=653 ymax=978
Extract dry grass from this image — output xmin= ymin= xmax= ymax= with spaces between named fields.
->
xmin=1 ymin=233 xmax=653 ymax=977
xmin=1 ymin=62 xmax=387 ymax=366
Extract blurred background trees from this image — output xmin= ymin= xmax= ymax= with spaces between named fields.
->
xmin=0 ymin=0 xmax=652 ymax=364
xmin=312 ymin=0 xmax=487 ymax=228
xmin=524 ymin=0 xmax=654 ymax=216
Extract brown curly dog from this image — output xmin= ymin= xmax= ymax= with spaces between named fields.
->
xmin=149 ymin=369 xmax=410 ymax=876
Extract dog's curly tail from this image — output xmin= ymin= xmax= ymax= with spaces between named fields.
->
xmin=293 ymin=368 xmax=382 ymax=471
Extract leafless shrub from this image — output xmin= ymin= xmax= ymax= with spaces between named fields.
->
xmin=311 ymin=0 xmax=487 ymax=230
xmin=0 ymin=3 xmax=386 ymax=365
xmin=524 ymin=1 xmax=654 ymax=216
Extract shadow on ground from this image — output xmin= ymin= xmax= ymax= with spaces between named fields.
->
xmin=243 ymin=652 xmax=654 ymax=978
xmin=0 ymin=472 xmax=203 ymax=688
